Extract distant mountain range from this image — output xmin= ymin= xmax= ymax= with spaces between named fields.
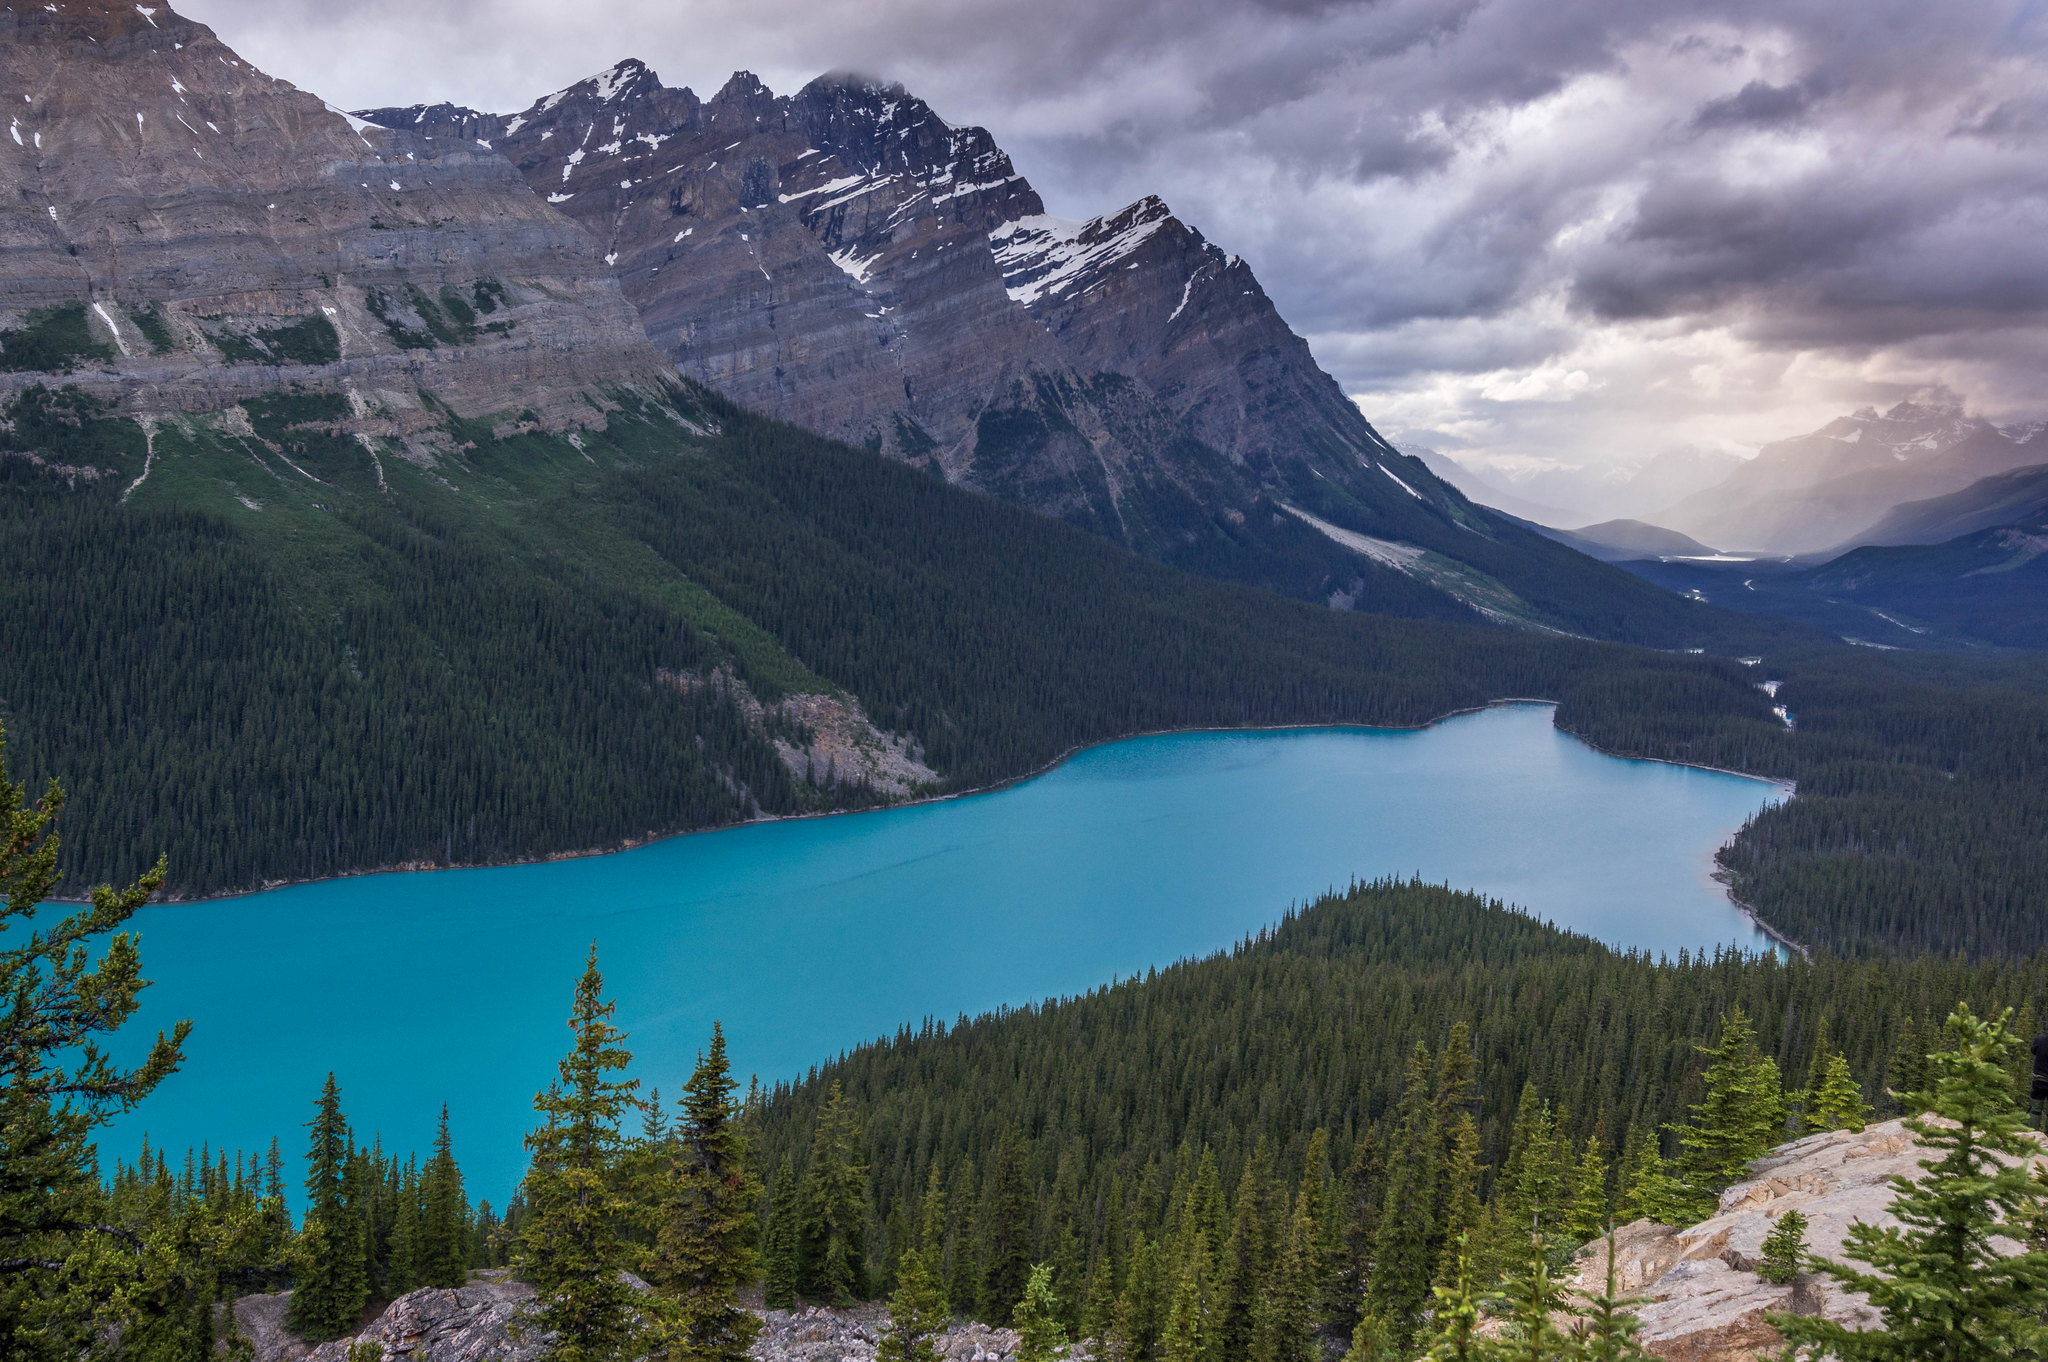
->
xmin=1415 ymin=445 xmax=1744 ymax=527
xmin=1646 ymin=397 xmax=2048 ymax=557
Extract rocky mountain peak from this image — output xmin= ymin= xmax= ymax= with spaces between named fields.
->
xmin=1 ymin=0 xmax=666 ymax=437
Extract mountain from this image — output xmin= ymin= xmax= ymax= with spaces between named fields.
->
xmin=0 ymin=2 xmax=665 ymax=425
xmin=1848 ymin=461 xmax=2048 ymax=549
xmin=1533 ymin=518 xmax=1722 ymax=562
xmin=1650 ymin=397 xmax=2048 ymax=555
xmin=355 ymin=68 xmax=1742 ymax=645
xmin=1623 ymin=512 xmax=2048 ymax=650
xmin=1419 ymin=444 xmax=1744 ymax=525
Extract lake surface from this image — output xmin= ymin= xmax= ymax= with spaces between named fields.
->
xmin=110 ymin=703 xmax=1784 ymax=1202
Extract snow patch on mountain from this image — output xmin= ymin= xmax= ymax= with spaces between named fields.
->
xmin=990 ymin=197 xmax=1174 ymax=307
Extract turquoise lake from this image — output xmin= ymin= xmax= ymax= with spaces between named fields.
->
xmin=110 ymin=703 xmax=1785 ymax=1202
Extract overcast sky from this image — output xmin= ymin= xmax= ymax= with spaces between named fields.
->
xmin=181 ymin=0 xmax=2048 ymax=479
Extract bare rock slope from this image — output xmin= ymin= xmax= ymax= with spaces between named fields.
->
xmin=1574 ymin=1118 xmax=2041 ymax=1361
xmin=0 ymin=1 xmax=669 ymax=439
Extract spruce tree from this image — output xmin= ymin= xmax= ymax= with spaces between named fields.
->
xmin=1886 ymin=1015 xmax=1928 ymax=1114
xmin=977 ymin=1126 xmax=1036 ymax=1324
xmin=879 ymin=1248 xmax=951 ymax=1362
xmin=515 ymin=945 xmax=642 ymax=1362
xmin=1418 ymin=1236 xmax=1491 ymax=1362
xmin=1431 ymin=1115 xmax=1484 ymax=1292
xmin=1570 ymin=1227 xmax=1655 ymax=1361
xmin=290 ymin=1073 xmax=369 ymax=1342
xmin=1214 ymin=1151 xmax=1273 ymax=1361
xmin=1158 ymin=1237 xmax=1209 ymax=1362
xmin=1081 ymin=1255 xmax=1117 ymax=1349
xmin=1614 ymin=1128 xmax=1689 ymax=1227
xmin=421 ymin=1104 xmax=469 ymax=1288
xmin=645 ymin=1023 xmax=763 ymax=1362
xmin=1331 ymin=1131 xmax=1384 ymax=1333
xmin=1814 ymin=1055 xmax=1872 ymax=1133
xmin=1366 ymin=1043 xmax=1438 ymax=1345
xmin=1564 ymin=1133 xmax=1610 ymax=1244
xmin=387 ymin=1156 xmax=420 ymax=1297
xmin=762 ymin=1157 xmax=799 ymax=1310
xmin=1756 ymin=1209 xmax=1807 ymax=1285
xmin=1772 ymin=1004 xmax=2048 ymax=1361
xmin=1493 ymin=1223 xmax=1571 ymax=1362
xmin=1013 ymin=1263 xmax=1068 ymax=1362
xmin=1673 ymin=1006 xmax=1784 ymax=1213
xmin=1257 ymin=1161 xmax=1328 ymax=1362
xmin=796 ymin=1082 xmax=869 ymax=1305
xmin=1109 ymin=1236 xmax=1165 ymax=1362
xmin=0 ymin=730 xmax=186 ymax=1354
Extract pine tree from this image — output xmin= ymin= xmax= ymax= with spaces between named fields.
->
xmin=289 ymin=1073 xmax=369 ymax=1342
xmin=1213 ymin=1150 xmax=1273 ymax=1362
xmin=796 ymin=1082 xmax=869 ymax=1305
xmin=1887 ymin=1015 xmax=1928 ymax=1114
xmin=1773 ymin=1004 xmax=2048 ymax=1361
xmin=1756 ymin=1209 xmax=1807 ymax=1286
xmin=387 ymin=1156 xmax=420 ymax=1297
xmin=1331 ymin=1131 xmax=1384 ymax=1333
xmin=1109 ymin=1235 xmax=1165 ymax=1362
xmin=1673 ymin=1006 xmax=1784 ymax=1211
xmin=1158 ymin=1238 xmax=1209 ymax=1362
xmin=0 ymin=729 xmax=185 ymax=1354
xmin=1493 ymin=1224 xmax=1571 ymax=1362
xmin=1014 ymin=1263 xmax=1068 ymax=1362
xmin=1569 ymin=1227 xmax=1655 ymax=1361
xmin=1614 ymin=1127 xmax=1689 ymax=1227
xmin=1367 ymin=1043 xmax=1438 ymax=1345
xmin=1431 ymin=1115 xmax=1483 ymax=1292
xmin=977 ymin=1126 xmax=1036 ymax=1324
xmin=879 ymin=1248 xmax=951 ymax=1362
xmin=515 ymin=945 xmax=642 ymax=1362
xmin=762 ymin=1156 xmax=799 ymax=1310
xmin=1813 ymin=1055 xmax=1872 ymax=1133
xmin=421 ymin=1104 xmax=468 ymax=1288
xmin=645 ymin=1023 xmax=763 ymax=1362
xmin=1256 ymin=1159 xmax=1328 ymax=1362
xmin=1418 ymin=1236 xmax=1491 ymax=1362
xmin=1564 ymin=1133 xmax=1610 ymax=1244
xmin=1081 ymin=1254 xmax=1117 ymax=1349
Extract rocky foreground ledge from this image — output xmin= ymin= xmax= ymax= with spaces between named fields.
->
xmin=235 ymin=1276 xmax=1032 ymax=1362
xmin=1570 ymin=1116 xmax=2042 ymax=1360
xmin=234 ymin=1117 xmax=2025 ymax=1362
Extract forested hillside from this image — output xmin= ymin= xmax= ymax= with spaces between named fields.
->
xmin=7 ymin=377 xmax=2048 ymax=959
xmin=0 ymin=378 xmax=1783 ymax=898
xmin=754 ymin=880 xmax=2048 ymax=1343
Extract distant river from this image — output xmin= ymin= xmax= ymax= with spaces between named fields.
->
xmin=110 ymin=703 xmax=1785 ymax=1201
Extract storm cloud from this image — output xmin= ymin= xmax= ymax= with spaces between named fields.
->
xmin=179 ymin=0 xmax=2048 ymax=496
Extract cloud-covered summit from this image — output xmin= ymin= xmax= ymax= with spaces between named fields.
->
xmin=181 ymin=0 xmax=2048 ymax=506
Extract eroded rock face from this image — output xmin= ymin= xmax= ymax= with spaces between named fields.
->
xmin=1572 ymin=1119 xmax=2043 ymax=1361
xmin=0 ymin=2 xmax=667 ymax=434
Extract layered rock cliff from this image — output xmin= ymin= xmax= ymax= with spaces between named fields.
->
xmin=0 ymin=2 xmax=668 ymax=439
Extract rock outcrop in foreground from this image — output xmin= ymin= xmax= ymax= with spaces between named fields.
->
xmin=236 ymin=1279 xmax=1032 ymax=1362
xmin=1573 ymin=1117 xmax=2039 ymax=1361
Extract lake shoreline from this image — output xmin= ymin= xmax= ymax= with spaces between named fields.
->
xmin=135 ymin=698 xmax=1793 ymax=909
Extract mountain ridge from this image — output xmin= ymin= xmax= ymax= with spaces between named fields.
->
xmin=355 ymin=64 xmax=1752 ymax=645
